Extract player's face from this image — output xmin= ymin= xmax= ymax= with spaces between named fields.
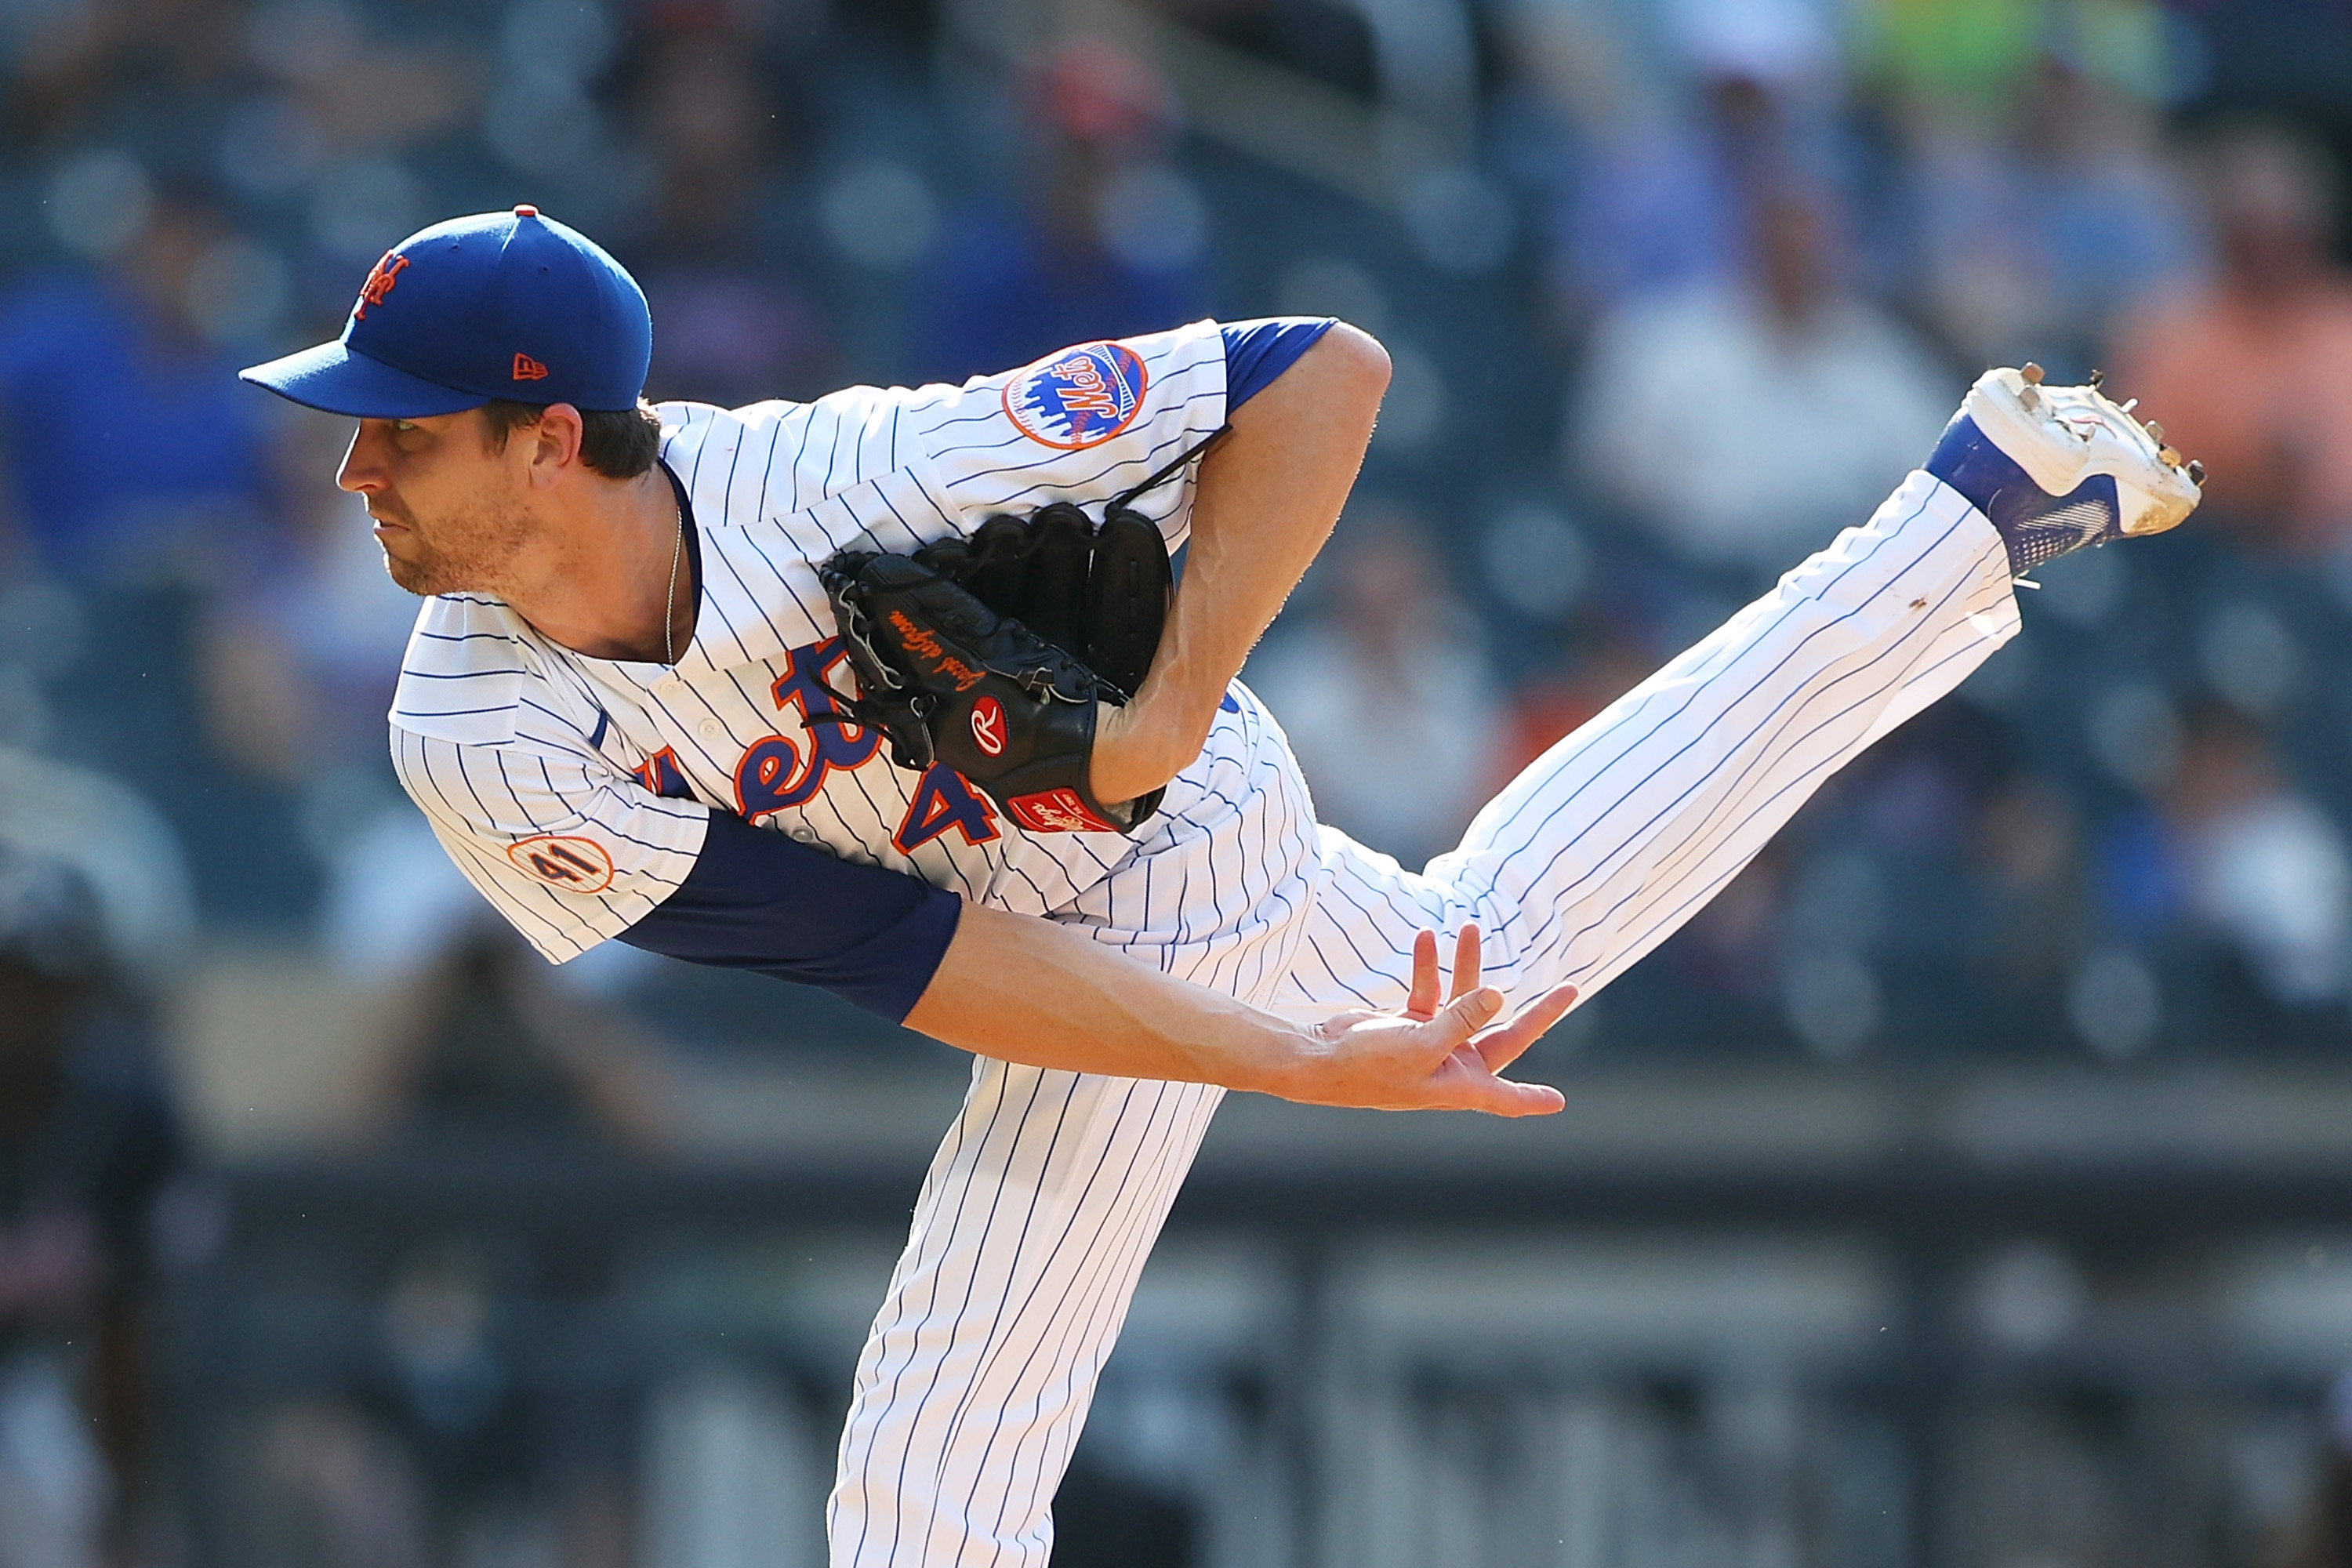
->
xmin=337 ymin=412 xmax=539 ymax=597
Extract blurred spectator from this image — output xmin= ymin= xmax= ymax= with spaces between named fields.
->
xmin=2111 ymin=125 xmax=2352 ymax=553
xmin=1503 ymin=0 xmax=1853 ymax=316
xmin=1570 ymin=186 xmax=1955 ymax=573
xmin=198 ymin=405 xmax=418 ymax=843
xmin=909 ymin=38 xmax=1210 ymax=383
xmin=1249 ymin=517 xmax=1504 ymax=870
xmin=2100 ymin=705 xmax=2352 ymax=1016
xmin=1973 ymin=771 xmax=2090 ymax=1007
xmin=626 ymin=27 xmax=830 ymax=405
xmin=1907 ymin=58 xmax=2198 ymax=373
xmin=0 ymin=747 xmax=194 ymax=993
xmin=0 ymin=191 xmax=276 ymax=589
xmin=0 ymin=843 xmax=186 ymax=1568
xmin=2169 ymin=706 xmax=2352 ymax=1011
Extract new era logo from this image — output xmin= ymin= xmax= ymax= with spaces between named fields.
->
xmin=512 ymin=353 xmax=549 ymax=381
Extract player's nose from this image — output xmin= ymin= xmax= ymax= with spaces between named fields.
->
xmin=336 ymin=423 xmax=387 ymax=494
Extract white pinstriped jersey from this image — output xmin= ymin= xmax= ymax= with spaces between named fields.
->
xmin=827 ymin=472 xmax=2024 ymax=1564
xmin=388 ymin=321 xmax=1231 ymax=964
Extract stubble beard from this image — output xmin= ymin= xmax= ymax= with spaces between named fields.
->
xmin=373 ymin=492 xmax=539 ymax=600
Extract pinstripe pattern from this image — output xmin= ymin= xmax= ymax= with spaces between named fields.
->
xmin=829 ymin=684 xmax=1314 ymax=1566
xmin=380 ymin=316 xmax=2016 ymax=1566
xmin=387 ymin=322 xmax=1232 ymax=960
xmin=1269 ymin=469 xmax=2017 ymax=1020
xmin=826 ymin=470 xmax=2016 ymax=1567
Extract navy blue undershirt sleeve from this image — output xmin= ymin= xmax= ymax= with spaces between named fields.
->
xmin=619 ymin=811 xmax=963 ymax=1024
xmin=1221 ymin=318 xmax=1337 ymax=412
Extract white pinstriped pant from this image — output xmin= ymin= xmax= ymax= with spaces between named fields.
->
xmin=828 ymin=472 xmax=2018 ymax=1565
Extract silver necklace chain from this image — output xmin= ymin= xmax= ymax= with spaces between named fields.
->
xmin=663 ymin=501 xmax=684 ymax=666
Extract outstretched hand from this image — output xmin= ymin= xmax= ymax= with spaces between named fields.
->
xmin=1286 ymin=926 xmax=1575 ymax=1117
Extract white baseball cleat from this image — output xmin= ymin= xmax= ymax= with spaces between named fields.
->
xmin=1925 ymin=363 xmax=2205 ymax=576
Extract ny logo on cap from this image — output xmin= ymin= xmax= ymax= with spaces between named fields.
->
xmin=353 ymin=252 xmax=408 ymax=321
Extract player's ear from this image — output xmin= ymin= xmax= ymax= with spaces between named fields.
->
xmin=526 ymin=403 xmax=587 ymax=485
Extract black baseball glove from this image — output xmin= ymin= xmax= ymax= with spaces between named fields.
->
xmin=816 ymin=428 xmax=1225 ymax=835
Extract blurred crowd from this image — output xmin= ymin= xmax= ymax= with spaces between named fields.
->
xmin=2 ymin=0 xmax=2348 ymax=1072
xmin=0 ymin=0 xmax=2349 ymax=1560
xmin=0 ymin=6 xmax=2347 ymax=1065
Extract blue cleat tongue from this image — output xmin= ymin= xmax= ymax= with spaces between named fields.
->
xmin=1926 ymin=413 xmax=2121 ymax=576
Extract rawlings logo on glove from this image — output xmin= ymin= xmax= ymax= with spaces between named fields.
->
xmin=816 ymin=539 xmax=1157 ymax=833
xmin=816 ymin=427 xmax=1224 ymax=837
xmin=971 ymin=698 xmax=1007 ymax=757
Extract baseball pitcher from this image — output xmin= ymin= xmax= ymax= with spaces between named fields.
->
xmin=240 ymin=208 xmax=2201 ymax=1566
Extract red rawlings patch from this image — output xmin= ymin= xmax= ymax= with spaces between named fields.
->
xmin=971 ymin=695 xmax=1007 ymax=757
xmin=1006 ymin=788 xmax=1119 ymax=833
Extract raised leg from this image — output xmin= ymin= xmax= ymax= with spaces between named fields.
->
xmin=1275 ymin=469 xmax=2020 ymax=1014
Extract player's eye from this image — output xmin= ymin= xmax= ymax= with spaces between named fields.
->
xmin=392 ymin=419 xmax=419 ymax=432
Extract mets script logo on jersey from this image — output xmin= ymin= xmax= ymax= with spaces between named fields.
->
xmin=1003 ymin=342 xmax=1149 ymax=450
xmin=506 ymin=834 xmax=615 ymax=893
xmin=970 ymin=695 xmax=1007 ymax=757
xmin=354 ymin=252 xmax=408 ymax=321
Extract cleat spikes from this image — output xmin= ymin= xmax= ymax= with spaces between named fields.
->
xmin=2021 ymin=362 xmax=2046 ymax=384
xmin=2088 ymin=368 xmax=2105 ymax=387
xmin=2144 ymin=421 xmax=2163 ymax=441
xmin=2187 ymin=458 xmax=2205 ymax=486
xmin=1927 ymin=364 xmax=2202 ymax=572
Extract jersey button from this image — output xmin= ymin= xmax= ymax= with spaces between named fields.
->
xmin=698 ymin=719 xmax=724 ymax=742
xmin=655 ymin=676 xmax=684 ymax=698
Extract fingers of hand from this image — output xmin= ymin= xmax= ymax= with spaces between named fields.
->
xmin=1489 ymin=1080 xmax=1569 ymax=1116
xmin=1430 ymin=1051 xmax=1566 ymax=1118
xmin=1449 ymin=924 xmax=1482 ymax=1003
xmin=1405 ymin=929 xmax=1440 ymax=1020
xmin=1472 ymin=985 xmax=1579 ymax=1073
xmin=1428 ymin=984 xmax=1505 ymax=1051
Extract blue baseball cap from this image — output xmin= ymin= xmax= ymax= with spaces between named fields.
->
xmin=239 ymin=205 xmax=652 ymax=417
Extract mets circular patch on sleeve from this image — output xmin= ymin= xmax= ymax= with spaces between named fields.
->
xmin=1002 ymin=341 xmax=1149 ymax=450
